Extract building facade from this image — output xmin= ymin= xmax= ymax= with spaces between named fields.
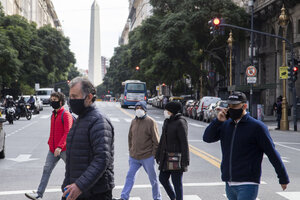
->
xmin=220 ymin=0 xmax=300 ymax=116
xmin=119 ymin=0 xmax=152 ymax=45
xmin=0 ymin=0 xmax=61 ymax=29
xmin=101 ymin=56 xmax=109 ymax=81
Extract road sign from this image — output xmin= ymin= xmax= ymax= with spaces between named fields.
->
xmin=279 ymin=66 xmax=288 ymax=79
xmin=247 ymin=77 xmax=257 ymax=84
xmin=246 ymin=66 xmax=257 ymax=77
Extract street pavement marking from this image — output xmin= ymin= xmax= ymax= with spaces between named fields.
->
xmin=277 ymin=192 xmax=300 ymax=200
xmin=184 ymin=195 xmax=202 ymax=200
xmin=110 ymin=117 xmax=120 ymax=122
xmin=129 ymin=198 xmax=141 ymax=200
xmin=189 ymin=144 xmax=221 ymax=168
xmin=274 ymin=142 xmax=300 ymax=152
xmin=124 ymin=118 xmax=132 ymax=123
xmin=40 ymin=114 xmax=51 ymax=119
xmin=189 ymin=123 xmax=205 ymax=128
xmin=156 ymin=121 xmax=163 ymax=125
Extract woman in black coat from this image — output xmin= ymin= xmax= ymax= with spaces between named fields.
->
xmin=155 ymin=101 xmax=189 ymax=200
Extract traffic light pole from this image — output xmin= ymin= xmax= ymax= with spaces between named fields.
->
xmin=219 ymin=23 xmax=297 ymax=131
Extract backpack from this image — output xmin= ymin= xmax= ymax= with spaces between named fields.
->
xmin=52 ymin=110 xmax=76 ymax=124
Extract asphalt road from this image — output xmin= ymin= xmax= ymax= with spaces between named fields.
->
xmin=0 ymin=102 xmax=299 ymax=200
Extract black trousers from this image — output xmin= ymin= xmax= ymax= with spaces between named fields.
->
xmin=61 ymin=190 xmax=112 ymax=200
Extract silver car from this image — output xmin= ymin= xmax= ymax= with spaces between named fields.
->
xmin=0 ymin=117 xmax=6 ymax=159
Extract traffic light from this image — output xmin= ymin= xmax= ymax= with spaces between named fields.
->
xmin=293 ymin=66 xmax=298 ymax=82
xmin=135 ymin=66 xmax=140 ymax=71
xmin=208 ymin=17 xmax=223 ymax=35
xmin=288 ymin=65 xmax=294 ymax=81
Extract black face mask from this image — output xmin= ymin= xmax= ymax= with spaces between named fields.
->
xmin=50 ymin=101 xmax=60 ymax=110
xmin=69 ymin=97 xmax=86 ymax=115
xmin=228 ymin=107 xmax=244 ymax=121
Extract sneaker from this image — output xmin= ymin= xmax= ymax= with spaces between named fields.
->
xmin=25 ymin=191 xmax=42 ymax=200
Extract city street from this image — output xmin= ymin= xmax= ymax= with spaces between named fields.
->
xmin=0 ymin=101 xmax=299 ymax=200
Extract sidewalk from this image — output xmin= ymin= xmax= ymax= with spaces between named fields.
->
xmin=263 ymin=115 xmax=300 ymax=132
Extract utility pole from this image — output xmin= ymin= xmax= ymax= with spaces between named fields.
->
xmin=249 ymin=0 xmax=254 ymax=116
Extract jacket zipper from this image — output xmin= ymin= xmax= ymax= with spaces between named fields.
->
xmin=53 ymin=114 xmax=57 ymax=151
xmin=229 ymin=123 xmax=238 ymax=182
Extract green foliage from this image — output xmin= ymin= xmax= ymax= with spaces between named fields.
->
xmin=0 ymin=10 xmax=77 ymax=95
xmin=103 ymin=0 xmax=249 ymax=95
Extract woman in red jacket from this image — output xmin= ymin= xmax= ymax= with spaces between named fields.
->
xmin=25 ymin=92 xmax=73 ymax=200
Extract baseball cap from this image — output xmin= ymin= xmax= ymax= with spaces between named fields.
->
xmin=226 ymin=91 xmax=247 ymax=105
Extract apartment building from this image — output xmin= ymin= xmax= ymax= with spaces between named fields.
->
xmin=0 ymin=0 xmax=61 ymax=29
xmin=119 ymin=0 xmax=152 ymax=45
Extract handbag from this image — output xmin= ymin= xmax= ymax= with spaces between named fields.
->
xmin=166 ymin=152 xmax=182 ymax=170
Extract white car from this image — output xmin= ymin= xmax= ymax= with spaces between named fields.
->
xmin=197 ymin=96 xmax=221 ymax=121
xmin=22 ymin=95 xmax=43 ymax=114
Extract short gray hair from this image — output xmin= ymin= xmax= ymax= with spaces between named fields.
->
xmin=69 ymin=77 xmax=96 ymax=102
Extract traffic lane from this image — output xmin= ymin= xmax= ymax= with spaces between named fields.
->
xmin=0 ymin=106 xmax=65 ymax=200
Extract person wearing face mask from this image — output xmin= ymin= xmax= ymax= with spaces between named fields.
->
xmin=155 ymin=101 xmax=189 ymax=200
xmin=203 ymin=91 xmax=289 ymax=200
xmin=113 ymin=101 xmax=161 ymax=200
xmin=25 ymin=92 xmax=73 ymax=200
xmin=62 ymin=77 xmax=114 ymax=200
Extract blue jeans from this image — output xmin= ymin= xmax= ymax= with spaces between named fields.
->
xmin=159 ymin=171 xmax=183 ymax=200
xmin=225 ymin=183 xmax=259 ymax=200
xmin=37 ymin=150 xmax=66 ymax=197
xmin=121 ymin=156 xmax=161 ymax=200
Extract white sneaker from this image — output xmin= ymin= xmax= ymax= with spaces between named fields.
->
xmin=25 ymin=191 xmax=42 ymax=200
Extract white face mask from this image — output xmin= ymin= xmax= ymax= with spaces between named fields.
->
xmin=135 ymin=109 xmax=145 ymax=118
xmin=164 ymin=110 xmax=171 ymax=119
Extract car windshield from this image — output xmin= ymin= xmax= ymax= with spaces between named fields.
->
xmin=126 ymin=83 xmax=145 ymax=91
xmin=219 ymin=102 xmax=228 ymax=108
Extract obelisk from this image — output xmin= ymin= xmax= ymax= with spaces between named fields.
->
xmin=88 ymin=0 xmax=102 ymax=86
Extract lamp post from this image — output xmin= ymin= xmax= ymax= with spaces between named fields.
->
xmin=227 ymin=31 xmax=234 ymax=88
xmin=278 ymin=5 xmax=289 ymax=131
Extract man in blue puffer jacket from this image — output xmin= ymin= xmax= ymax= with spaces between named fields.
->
xmin=203 ymin=91 xmax=289 ymax=200
xmin=62 ymin=77 xmax=114 ymax=200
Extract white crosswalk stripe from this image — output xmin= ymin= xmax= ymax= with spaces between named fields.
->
xmin=110 ymin=117 xmax=120 ymax=122
xmin=223 ymin=194 xmax=259 ymax=200
xmin=129 ymin=198 xmax=141 ymax=200
xmin=156 ymin=121 xmax=163 ymax=125
xmin=124 ymin=118 xmax=133 ymax=123
xmin=40 ymin=115 xmax=51 ymax=119
xmin=184 ymin=195 xmax=202 ymax=200
xmin=277 ymin=192 xmax=300 ymax=200
xmin=189 ymin=123 xmax=205 ymax=128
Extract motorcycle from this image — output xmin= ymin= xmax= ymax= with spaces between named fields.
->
xmin=6 ymin=107 xmax=15 ymax=124
xmin=15 ymin=103 xmax=32 ymax=120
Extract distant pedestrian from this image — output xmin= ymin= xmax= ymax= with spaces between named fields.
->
xmin=203 ymin=91 xmax=289 ymax=200
xmin=113 ymin=101 xmax=161 ymax=200
xmin=274 ymin=96 xmax=282 ymax=130
xmin=25 ymin=92 xmax=73 ymax=200
xmin=155 ymin=101 xmax=189 ymax=200
xmin=62 ymin=77 xmax=114 ymax=200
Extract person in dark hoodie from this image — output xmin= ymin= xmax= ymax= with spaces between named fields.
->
xmin=113 ymin=101 xmax=161 ymax=200
xmin=62 ymin=77 xmax=114 ymax=200
xmin=203 ymin=91 xmax=289 ymax=200
xmin=155 ymin=101 xmax=189 ymax=200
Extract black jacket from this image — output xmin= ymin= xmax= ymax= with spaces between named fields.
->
xmin=155 ymin=114 xmax=189 ymax=172
xmin=203 ymin=113 xmax=289 ymax=184
xmin=62 ymin=105 xmax=114 ymax=198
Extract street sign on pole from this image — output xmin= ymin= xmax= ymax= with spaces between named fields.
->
xmin=279 ymin=66 xmax=288 ymax=79
xmin=247 ymin=77 xmax=257 ymax=84
xmin=246 ymin=66 xmax=257 ymax=77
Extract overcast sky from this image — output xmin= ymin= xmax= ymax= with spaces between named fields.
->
xmin=51 ymin=0 xmax=129 ymax=70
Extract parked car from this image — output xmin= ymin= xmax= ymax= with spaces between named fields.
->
xmin=203 ymin=103 xmax=216 ymax=123
xmin=0 ymin=117 xmax=6 ymax=159
xmin=210 ymin=100 xmax=228 ymax=120
xmin=36 ymin=97 xmax=43 ymax=111
xmin=182 ymin=100 xmax=194 ymax=116
xmin=191 ymin=101 xmax=200 ymax=119
xmin=187 ymin=100 xmax=196 ymax=118
xmin=197 ymin=96 xmax=221 ymax=121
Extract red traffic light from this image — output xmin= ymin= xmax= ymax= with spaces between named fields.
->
xmin=67 ymin=80 xmax=70 ymax=83
xmin=293 ymin=66 xmax=298 ymax=72
xmin=135 ymin=66 xmax=140 ymax=70
xmin=213 ymin=18 xmax=221 ymax=26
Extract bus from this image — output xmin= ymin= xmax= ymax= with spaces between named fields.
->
xmin=120 ymin=80 xmax=147 ymax=108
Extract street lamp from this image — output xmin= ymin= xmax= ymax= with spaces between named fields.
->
xmin=227 ymin=31 xmax=234 ymax=88
xmin=278 ymin=5 xmax=289 ymax=131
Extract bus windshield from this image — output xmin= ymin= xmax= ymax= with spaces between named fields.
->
xmin=126 ymin=83 xmax=145 ymax=91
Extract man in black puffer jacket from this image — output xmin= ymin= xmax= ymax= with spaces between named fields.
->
xmin=62 ymin=77 xmax=114 ymax=200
